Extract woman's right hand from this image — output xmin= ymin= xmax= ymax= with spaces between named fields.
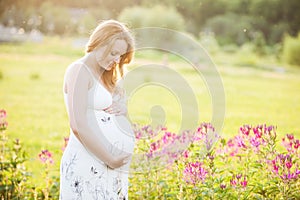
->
xmin=108 ymin=153 xmax=132 ymax=169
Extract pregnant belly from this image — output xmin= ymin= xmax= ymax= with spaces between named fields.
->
xmin=89 ymin=110 xmax=135 ymax=155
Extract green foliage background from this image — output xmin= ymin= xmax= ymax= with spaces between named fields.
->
xmin=1 ymin=0 xmax=300 ymax=45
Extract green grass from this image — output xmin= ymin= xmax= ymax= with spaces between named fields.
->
xmin=1 ymin=37 xmax=300 ymax=183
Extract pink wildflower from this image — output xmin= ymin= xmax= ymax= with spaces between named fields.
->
xmin=62 ymin=137 xmax=69 ymax=151
xmin=282 ymin=134 xmax=300 ymax=154
xmin=271 ymin=153 xmax=300 ymax=181
xmin=227 ymin=139 xmax=235 ymax=147
xmin=0 ymin=109 xmax=6 ymax=119
xmin=183 ymin=150 xmax=189 ymax=158
xmin=240 ymin=177 xmax=248 ymax=188
xmin=0 ymin=109 xmax=8 ymax=130
xmin=287 ymin=134 xmax=294 ymax=140
xmin=135 ymin=131 xmax=142 ymax=140
xmin=235 ymin=135 xmax=246 ymax=148
xmin=286 ymin=161 xmax=293 ymax=169
xmin=239 ymin=125 xmax=251 ymax=136
xmin=253 ymin=126 xmax=262 ymax=138
xmin=183 ymin=161 xmax=207 ymax=185
xmin=273 ymin=164 xmax=279 ymax=174
xmin=38 ymin=149 xmax=54 ymax=164
xmin=230 ymin=178 xmax=237 ymax=187
xmin=294 ymin=140 xmax=299 ymax=149
xmin=236 ymin=174 xmax=242 ymax=180
xmin=250 ymin=137 xmax=260 ymax=148
xmin=161 ymin=127 xmax=167 ymax=131
xmin=282 ymin=137 xmax=293 ymax=152
xmin=220 ymin=183 xmax=226 ymax=189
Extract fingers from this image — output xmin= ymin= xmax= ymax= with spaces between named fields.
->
xmin=123 ymin=157 xmax=129 ymax=164
xmin=110 ymin=154 xmax=132 ymax=168
xmin=104 ymin=106 xmax=121 ymax=114
xmin=103 ymin=102 xmax=125 ymax=115
xmin=122 ymin=155 xmax=132 ymax=164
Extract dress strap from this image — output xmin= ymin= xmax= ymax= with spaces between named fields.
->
xmin=78 ymin=62 xmax=98 ymax=81
xmin=77 ymin=61 xmax=112 ymax=95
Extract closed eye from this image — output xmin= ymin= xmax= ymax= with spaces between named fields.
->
xmin=111 ymin=51 xmax=119 ymax=56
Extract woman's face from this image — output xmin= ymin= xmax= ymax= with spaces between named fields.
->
xmin=96 ymin=39 xmax=128 ymax=71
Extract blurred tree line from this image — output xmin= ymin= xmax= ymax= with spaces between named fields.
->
xmin=0 ymin=0 xmax=299 ymax=46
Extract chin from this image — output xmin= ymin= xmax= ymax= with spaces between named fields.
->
xmin=105 ymin=63 xmax=115 ymax=71
xmin=105 ymin=67 xmax=113 ymax=71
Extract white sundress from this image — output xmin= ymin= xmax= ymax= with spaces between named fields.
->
xmin=60 ymin=62 xmax=135 ymax=200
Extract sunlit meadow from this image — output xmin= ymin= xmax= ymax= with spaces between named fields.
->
xmin=1 ymin=37 xmax=300 ymax=199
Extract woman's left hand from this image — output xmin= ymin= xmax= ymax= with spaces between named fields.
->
xmin=103 ymin=101 xmax=127 ymax=116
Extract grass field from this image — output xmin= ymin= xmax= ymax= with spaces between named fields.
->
xmin=1 ymin=37 xmax=300 ymax=182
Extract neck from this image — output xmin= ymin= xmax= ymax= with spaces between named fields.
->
xmin=83 ymin=52 xmax=105 ymax=77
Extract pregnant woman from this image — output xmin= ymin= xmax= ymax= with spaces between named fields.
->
xmin=60 ymin=20 xmax=135 ymax=199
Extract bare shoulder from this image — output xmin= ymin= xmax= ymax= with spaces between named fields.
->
xmin=64 ymin=62 xmax=93 ymax=93
xmin=64 ymin=62 xmax=91 ymax=83
xmin=65 ymin=62 xmax=87 ymax=77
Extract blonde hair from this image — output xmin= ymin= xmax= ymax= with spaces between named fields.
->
xmin=85 ymin=19 xmax=135 ymax=92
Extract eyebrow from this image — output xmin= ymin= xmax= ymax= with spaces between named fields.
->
xmin=111 ymin=49 xmax=120 ymax=54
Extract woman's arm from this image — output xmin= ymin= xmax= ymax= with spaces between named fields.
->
xmin=65 ymin=64 xmax=130 ymax=169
